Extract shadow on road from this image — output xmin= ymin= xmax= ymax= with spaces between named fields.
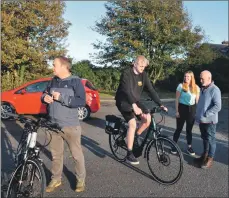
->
xmin=82 ymin=135 xmax=106 ymax=158
xmin=81 ymin=136 xmax=156 ymax=182
xmin=1 ymin=124 xmax=17 ymax=184
xmin=1 ymin=119 xmax=159 ymax=186
xmin=1 ymin=120 xmax=77 ymax=191
xmin=160 ymin=125 xmax=229 ymax=166
xmin=83 ymin=116 xmax=105 ymax=129
xmin=84 ymin=106 xmax=228 ymax=167
xmin=2 ymin=108 xmax=228 ymax=191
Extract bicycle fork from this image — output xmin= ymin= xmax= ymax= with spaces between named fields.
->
xmin=155 ymin=139 xmax=167 ymax=163
xmin=17 ymin=161 xmax=28 ymax=193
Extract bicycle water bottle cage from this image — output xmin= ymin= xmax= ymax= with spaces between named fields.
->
xmin=105 ymin=115 xmax=122 ymax=135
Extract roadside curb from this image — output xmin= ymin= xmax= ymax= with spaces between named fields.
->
xmin=101 ymin=98 xmax=176 ymax=102
xmin=100 ymin=97 xmax=228 ymax=103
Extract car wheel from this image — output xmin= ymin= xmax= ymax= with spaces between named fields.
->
xmin=1 ymin=103 xmax=14 ymax=120
xmin=78 ymin=106 xmax=91 ymax=121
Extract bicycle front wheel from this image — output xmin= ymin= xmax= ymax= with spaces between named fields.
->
xmin=6 ymin=159 xmax=46 ymax=198
xmin=146 ymin=136 xmax=183 ymax=185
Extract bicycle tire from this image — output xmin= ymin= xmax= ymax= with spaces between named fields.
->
xmin=146 ymin=136 xmax=183 ymax=185
xmin=6 ymin=159 xmax=46 ymax=198
xmin=109 ymin=133 xmax=128 ymax=162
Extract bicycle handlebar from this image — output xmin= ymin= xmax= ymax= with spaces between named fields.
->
xmin=4 ymin=113 xmax=62 ymax=132
xmin=149 ymin=106 xmax=168 ymax=114
xmin=136 ymin=106 xmax=167 ymax=115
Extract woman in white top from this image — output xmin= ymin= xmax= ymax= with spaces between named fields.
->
xmin=171 ymin=71 xmax=200 ymax=155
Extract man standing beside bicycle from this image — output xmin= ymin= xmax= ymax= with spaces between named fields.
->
xmin=41 ymin=56 xmax=86 ymax=193
xmin=115 ymin=55 xmax=168 ymax=165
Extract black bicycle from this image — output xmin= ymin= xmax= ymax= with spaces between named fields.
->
xmin=105 ymin=106 xmax=184 ymax=185
xmin=3 ymin=113 xmax=62 ymax=198
xmin=1 ymin=172 xmax=8 ymax=198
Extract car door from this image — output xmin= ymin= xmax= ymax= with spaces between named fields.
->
xmin=14 ymin=81 xmax=50 ymax=114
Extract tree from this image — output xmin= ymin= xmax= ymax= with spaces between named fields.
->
xmin=157 ymin=42 xmax=229 ymax=93
xmin=185 ymin=43 xmax=229 ymax=92
xmin=71 ymin=60 xmax=96 ymax=82
xmin=93 ymin=66 xmax=121 ymax=91
xmin=1 ymin=0 xmax=71 ymax=81
xmin=92 ymin=0 xmax=205 ymax=84
xmin=71 ymin=60 xmax=121 ymax=91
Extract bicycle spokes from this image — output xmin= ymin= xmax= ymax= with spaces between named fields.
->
xmin=7 ymin=162 xmax=44 ymax=198
xmin=116 ymin=136 xmax=126 ymax=148
xmin=159 ymin=153 xmax=170 ymax=166
xmin=147 ymin=137 xmax=183 ymax=185
xmin=109 ymin=134 xmax=127 ymax=161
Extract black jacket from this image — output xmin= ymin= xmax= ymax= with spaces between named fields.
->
xmin=115 ymin=67 xmax=162 ymax=106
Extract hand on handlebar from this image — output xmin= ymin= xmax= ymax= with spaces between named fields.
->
xmin=140 ymin=113 xmax=148 ymax=120
xmin=160 ymin=105 xmax=168 ymax=112
xmin=132 ymin=103 xmax=142 ymax=115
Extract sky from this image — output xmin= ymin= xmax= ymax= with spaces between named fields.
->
xmin=63 ymin=1 xmax=228 ymax=64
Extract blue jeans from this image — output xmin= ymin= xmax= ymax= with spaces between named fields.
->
xmin=199 ymin=123 xmax=217 ymax=158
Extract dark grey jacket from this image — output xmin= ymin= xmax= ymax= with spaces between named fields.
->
xmin=41 ymin=75 xmax=86 ymax=127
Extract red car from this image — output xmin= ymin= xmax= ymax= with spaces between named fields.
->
xmin=1 ymin=77 xmax=100 ymax=120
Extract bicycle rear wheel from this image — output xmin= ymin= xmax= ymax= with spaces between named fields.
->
xmin=6 ymin=159 xmax=46 ymax=198
xmin=109 ymin=132 xmax=128 ymax=162
xmin=146 ymin=136 xmax=183 ymax=185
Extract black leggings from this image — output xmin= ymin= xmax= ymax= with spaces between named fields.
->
xmin=173 ymin=103 xmax=196 ymax=145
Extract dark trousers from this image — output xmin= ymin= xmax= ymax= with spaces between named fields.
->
xmin=173 ymin=103 xmax=196 ymax=145
xmin=199 ymin=123 xmax=217 ymax=158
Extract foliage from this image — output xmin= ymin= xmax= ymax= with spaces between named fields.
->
xmin=71 ymin=60 xmax=121 ymax=91
xmin=156 ymin=44 xmax=229 ymax=93
xmin=1 ymin=0 xmax=71 ymax=91
xmin=92 ymin=0 xmax=205 ymax=84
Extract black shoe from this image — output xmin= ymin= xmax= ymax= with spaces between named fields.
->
xmin=187 ymin=147 xmax=195 ymax=156
xmin=126 ymin=152 xmax=139 ymax=165
xmin=171 ymin=147 xmax=177 ymax=155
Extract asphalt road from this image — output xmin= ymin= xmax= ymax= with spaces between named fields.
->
xmin=1 ymin=101 xmax=228 ymax=197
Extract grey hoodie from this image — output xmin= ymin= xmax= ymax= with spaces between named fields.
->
xmin=41 ymin=75 xmax=86 ymax=127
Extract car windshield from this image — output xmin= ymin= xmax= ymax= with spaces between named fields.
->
xmin=85 ymin=80 xmax=97 ymax=91
xmin=26 ymin=81 xmax=49 ymax=93
xmin=15 ymin=81 xmax=49 ymax=94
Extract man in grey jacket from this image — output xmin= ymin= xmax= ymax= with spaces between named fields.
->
xmin=195 ymin=70 xmax=221 ymax=169
xmin=41 ymin=56 xmax=86 ymax=192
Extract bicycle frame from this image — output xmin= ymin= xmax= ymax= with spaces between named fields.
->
xmin=132 ymin=113 xmax=164 ymax=158
xmin=108 ymin=107 xmax=184 ymax=185
xmin=17 ymin=148 xmax=42 ymax=192
xmin=7 ymin=124 xmax=43 ymax=196
xmin=5 ymin=113 xmax=61 ymax=198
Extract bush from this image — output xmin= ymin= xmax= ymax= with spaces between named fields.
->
xmin=1 ymin=71 xmax=23 ymax=92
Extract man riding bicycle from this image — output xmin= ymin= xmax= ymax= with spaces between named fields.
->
xmin=115 ymin=55 xmax=168 ymax=165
